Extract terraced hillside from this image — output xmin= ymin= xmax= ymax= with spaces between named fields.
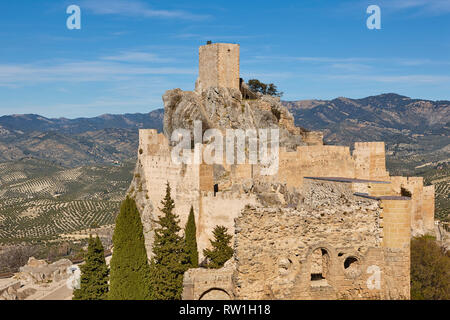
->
xmin=0 ymin=158 xmax=134 ymax=243
xmin=421 ymin=163 xmax=450 ymax=222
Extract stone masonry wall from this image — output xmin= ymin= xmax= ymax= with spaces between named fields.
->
xmin=272 ymin=146 xmax=356 ymax=188
xmin=198 ymin=192 xmax=258 ymax=260
xmin=353 ymin=142 xmax=390 ymax=180
xmin=133 ymin=130 xmax=257 ymax=261
xmin=230 ymin=181 xmax=410 ymax=300
xmin=182 ymin=261 xmax=235 ymax=300
xmin=133 ymin=130 xmax=202 ymax=258
xmin=389 ymin=176 xmax=435 ymax=235
xmin=422 ymin=185 xmax=435 ymax=232
xmin=198 ymin=43 xmax=240 ymax=90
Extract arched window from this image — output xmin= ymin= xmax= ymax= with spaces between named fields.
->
xmin=344 ymin=257 xmax=358 ymax=269
xmin=310 ymin=248 xmax=330 ymax=285
xmin=343 ymin=256 xmax=361 ymax=278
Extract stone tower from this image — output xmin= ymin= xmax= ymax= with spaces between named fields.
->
xmin=197 ymin=42 xmax=240 ymax=90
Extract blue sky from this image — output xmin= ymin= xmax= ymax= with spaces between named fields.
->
xmin=0 ymin=0 xmax=449 ymax=118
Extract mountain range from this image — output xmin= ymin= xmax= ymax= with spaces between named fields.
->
xmin=0 ymin=93 xmax=448 ymax=173
xmin=285 ymin=93 xmax=449 ymax=174
xmin=0 ymin=111 xmax=163 ymax=166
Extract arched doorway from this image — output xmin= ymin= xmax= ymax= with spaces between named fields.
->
xmin=199 ymin=288 xmax=231 ymax=300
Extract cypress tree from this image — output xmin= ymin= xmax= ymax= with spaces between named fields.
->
xmin=203 ymin=225 xmax=233 ymax=269
xmin=150 ymin=182 xmax=189 ymax=300
xmin=109 ymin=196 xmax=151 ymax=300
xmin=184 ymin=206 xmax=199 ymax=268
xmin=73 ymin=235 xmax=109 ymax=300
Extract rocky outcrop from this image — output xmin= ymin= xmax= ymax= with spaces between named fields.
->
xmin=0 ymin=280 xmax=21 ymax=300
xmin=16 ymin=257 xmax=72 ymax=284
xmin=0 ymin=280 xmax=37 ymax=301
xmin=127 ymin=159 xmax=156 ymax=258
xmin=162 ymin=87 xmax=305 ymax=150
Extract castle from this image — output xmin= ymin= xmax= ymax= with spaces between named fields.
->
xmin=128 ymin=42 xmax=435 ymax=300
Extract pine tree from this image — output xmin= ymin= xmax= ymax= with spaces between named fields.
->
xmin=73 ymin=235 xmax=109 ymax=300
xmin=109 ymin=196 xmax=151 ymax=300
xmin=149 ymin=182 xmax=189 ymax=300
xmin=203 ymin=225 xmax=233 ymax=269
xmin=184 ymin=206 xmax=199 ymax=268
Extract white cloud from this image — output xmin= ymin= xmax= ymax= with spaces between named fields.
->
xmin=326 ymin=74 xmax=450 ymax=84
xmin=252 ymin=55 xmax=450 ymax=67
xmin=375 ymin=0 xmax=450 ymax=15
xmin=101 ymin=51 xmax=173 ymax=63
xmin=253 ymin=56 xmax=378 ymax=64
xmin=80 ymin=0 xmax=210 ymax=20
xmin=0 ymin=60 xmax=195 ymax=87
xmin=173 ymin=33 xmax=255 ymax=40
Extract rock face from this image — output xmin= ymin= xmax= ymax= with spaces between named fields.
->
xmin=17 ymin=257 xmax=72 ymax=284
xmin=0 ymin=280 xmax=37 ymax=301
xmin=0 ymin=280 xmax=21 ymax=300
xmin=162 ymin=87 xmax=305 ymax=150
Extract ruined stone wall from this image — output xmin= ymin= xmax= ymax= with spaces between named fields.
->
xmin=229 ymin=181 xmax=410 ymax=300
xmin=183 ymin=261 xmax=235 ymax=300
xmin=301 ymin=131 xmax=324 ymax=146
xmin=198 ymin=192 xmax=258 ymax=260
xmin=198 ymin=43 xmax=240 ymax=90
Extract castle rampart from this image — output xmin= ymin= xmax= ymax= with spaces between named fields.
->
xmin=129 ymin=42 xmax=436 ymax=300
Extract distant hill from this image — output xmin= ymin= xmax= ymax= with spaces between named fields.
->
xmin=0 ymin=111 xmax=163 ymax=134
xmin=0 ymin=94 xmax=448 ymax=242
xmin=0 ymin=158 xmax=135 ymax=243
xmin=0 ymin=109 xmax=164 ymax=166
xmin=0 ymin=93 xmax=448 ymax=172
xmin=283 ymin=93 xmax=450 ymax=175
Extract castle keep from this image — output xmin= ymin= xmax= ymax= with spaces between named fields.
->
xmin=197 ymin=43 xmax=240 ymax=90
xmin=129 ymin=43 xmax=435 ymax=300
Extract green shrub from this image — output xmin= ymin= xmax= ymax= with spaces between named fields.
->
xmin=203 ymin=225 xmax=233 ymax=269
xmin=411 ymin=235 xmax=450 ymax=300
